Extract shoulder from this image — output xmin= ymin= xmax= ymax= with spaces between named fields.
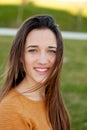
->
xmin=0 ymin=89 xmax=21 ymax=107
xmin=0 ymin=88 xmax=25 ymax=117
xmin=0 ymin=89 xmax=32 ymax=130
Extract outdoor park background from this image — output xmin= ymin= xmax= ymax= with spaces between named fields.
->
xmin=0 ymin=0 xmax=87 ymax=130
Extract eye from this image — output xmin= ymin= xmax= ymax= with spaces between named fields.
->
xmin=48 ymin=50 xmax=56 ymax=54
xmin=28 ymin=49 xmax=37 ymax=53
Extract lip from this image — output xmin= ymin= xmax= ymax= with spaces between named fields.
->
xmin=34 ymin=67 xmax=49 ymax=75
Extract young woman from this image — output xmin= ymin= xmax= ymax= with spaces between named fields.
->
xmin=0 ymin=15 xmax=71 ymax=130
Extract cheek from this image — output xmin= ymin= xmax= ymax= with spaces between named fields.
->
xmin=50 ymin=56 xmax=56 ymax=66
xmin=24 ymin=55 xmax=36 ymax=68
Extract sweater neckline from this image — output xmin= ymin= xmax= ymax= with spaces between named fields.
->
xmin=12 ymin=88 xmax=45 ymax=104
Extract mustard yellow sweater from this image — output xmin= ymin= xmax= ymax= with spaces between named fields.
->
xmin=0 ymin=89 xmax=52 ymax=130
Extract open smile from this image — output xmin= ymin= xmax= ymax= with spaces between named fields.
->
xmin=34 ymin=67 xmax=49 ymax=75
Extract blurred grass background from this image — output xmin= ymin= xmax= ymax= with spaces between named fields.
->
xmin=0 ymin=1 xmax=87 ymax=130
xmin=0 ymin=2 xmax=87 ymax=32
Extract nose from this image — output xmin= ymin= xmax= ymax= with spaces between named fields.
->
xmin=37 ymin=52 xmax=48 ymax=65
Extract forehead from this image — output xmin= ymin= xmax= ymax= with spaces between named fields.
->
xmin=25 ymin=28 xmax=57 ymax=47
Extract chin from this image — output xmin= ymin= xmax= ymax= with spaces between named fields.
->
xmin=35 ymin=77 xmax=47 ymax=84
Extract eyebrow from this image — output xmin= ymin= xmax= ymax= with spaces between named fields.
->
xmin=26 ymin=45 xmax=57 ymax=49
xmin=48 ymin=46 xmax=57 ymax=49
xmin=26 ymin=45 xmax=38 ymax=48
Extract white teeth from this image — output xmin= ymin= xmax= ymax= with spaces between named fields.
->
xmin=35 ymin=68 xmax=48 ymax=72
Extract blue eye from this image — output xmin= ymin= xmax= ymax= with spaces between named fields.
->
xmin=28 ymin=49 xmax=37 ymax=53
xmin=48 ymin=50 xmax=56 ymax=54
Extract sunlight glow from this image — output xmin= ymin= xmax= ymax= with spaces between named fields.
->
xmin=58 ymin=0 xmax=87 ymax=2
xmin=0 ymin=0 xmax=87 ymax=17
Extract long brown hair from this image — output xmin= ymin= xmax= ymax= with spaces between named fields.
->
xmin=0 ymin=15 xmax=70 ymax=130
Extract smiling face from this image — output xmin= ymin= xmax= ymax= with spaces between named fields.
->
xmin=24 ymin=28 xmax=57 ymax=86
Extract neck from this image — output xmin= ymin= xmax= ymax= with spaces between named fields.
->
xmin=26 ymin=87 xmax=45 ymax=101
xmin=15 ymin=78 xmax=45 ymax=101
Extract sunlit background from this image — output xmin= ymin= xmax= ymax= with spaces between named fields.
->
xmin=0 ymin=0 xmax=87 ymax=17
xmin=0 ymin=1 xmax=87 ymax=130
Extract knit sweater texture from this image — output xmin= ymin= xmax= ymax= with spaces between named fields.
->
xmin=0 ymin=89 xmax=52 ymax=130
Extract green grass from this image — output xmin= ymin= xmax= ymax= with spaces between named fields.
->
xmin=0 ymin=2 xmax=87 ymax=32
xmin=62 ymin=40 xmax=87 ymax=88
xmin=0 ymin=36 xmax=87 ymax=130
xmin=61 ymin=40 xmax=87 ymax=130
